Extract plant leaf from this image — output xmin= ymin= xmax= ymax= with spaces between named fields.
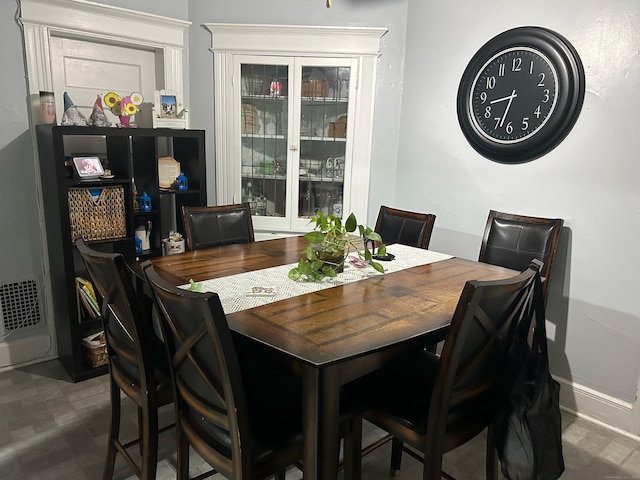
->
xmin=372 ymin=261 xmax=385 ymax=274
xmin=305 ymin=231 xmax=325 ymax=244
xmin=345 ymin=213 xmax=357 ymax=232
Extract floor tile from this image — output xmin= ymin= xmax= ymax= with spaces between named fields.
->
xmin=1 ymin=359 xmax=639 ymax=480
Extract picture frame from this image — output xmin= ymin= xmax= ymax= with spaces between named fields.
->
xmin=159 ymin=94 xmax=177 ymax=118
xmin=72 ymin=156 xmax=104 ymax=180
xmin=153 ymin=90 xmax=188 ymax=129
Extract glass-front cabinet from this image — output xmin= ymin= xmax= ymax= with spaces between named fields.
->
xmin=207 ymin=24 xmax=387 ymax=238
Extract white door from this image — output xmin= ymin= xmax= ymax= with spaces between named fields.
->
xmin=49 ymin=36 xmax=157 ymax=127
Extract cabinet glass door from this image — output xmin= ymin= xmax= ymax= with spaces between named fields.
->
xmin=236 ymin=57 xmax=356 ymax=232
xmin=297 ymin=64 xmax=350 ymax=223
xmin=240 ymin=62 xmax=290 ymax=220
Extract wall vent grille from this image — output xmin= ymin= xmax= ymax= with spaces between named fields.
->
xmin=0 ymin=280 xmax=42 ymax=332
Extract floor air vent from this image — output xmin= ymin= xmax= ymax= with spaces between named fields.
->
xmin=0 ymin=279 xmax=42 ymax=332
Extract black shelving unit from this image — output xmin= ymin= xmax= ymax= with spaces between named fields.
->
xmin=36 ymin=125 xmax=207 ymax=382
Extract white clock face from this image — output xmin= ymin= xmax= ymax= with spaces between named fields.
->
xmin=468 ymin=47 xmax=558 ymax=144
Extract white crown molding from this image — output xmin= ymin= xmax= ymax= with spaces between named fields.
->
xmin=204 ymin=23 xmax=387 ymax=56
xmin=19 ymin=0 xmax=189 ymax=95
xmin=20 ymin=0 xmax=190 ymax=47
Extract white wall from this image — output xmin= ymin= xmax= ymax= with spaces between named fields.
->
xmin=393 ymin=0 xmax=640 ymax=407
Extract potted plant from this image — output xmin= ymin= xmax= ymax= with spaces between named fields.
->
xmin=288 ymin=211 xmax=387 ymax=281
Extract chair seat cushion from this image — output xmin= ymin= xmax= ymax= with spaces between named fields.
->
xmin=346 ymin=349 xmax=440 ymax=434
xmin=113 ymin=333 xmax=172 ymax=392
xmin=184 ymin=357 xmax=303 ymax=464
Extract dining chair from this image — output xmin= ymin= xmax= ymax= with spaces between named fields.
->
xmin=74 ymin=238 xmax=173 ymax=480
xmin=374 ymin=205 xmax=436 ymax=249
xmin=141 ymin=261 xmax=363 ymax=480
xmin=345 ymin=260 xmax=542 ymax=479
xmin=182 ymin=202 xmax=255 ymax=251
xmin=478 ymin=209 xmax=563 ymax=302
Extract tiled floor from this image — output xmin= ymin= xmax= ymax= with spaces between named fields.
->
xmin=1 ymin=359 xmax=640 ymax=479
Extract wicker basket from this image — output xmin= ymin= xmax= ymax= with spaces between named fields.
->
xmin=68 ymin=186 xmax=127 ymax=241
xmin=301 ymin=79 xmax=329 ymax=98
xmin=82 ymin=331 xmax=108 ymax=368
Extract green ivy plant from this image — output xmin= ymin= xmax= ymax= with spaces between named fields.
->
xmin=288 ymin=211 xmax=386 ymax=281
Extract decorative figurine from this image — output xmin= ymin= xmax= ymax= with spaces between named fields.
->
xmin=88 ymin=94 xmax=112 ymax=127
xmin=61 ymin=92 xmax=88 ymax=126
xmin=176 ymin=172 xmax=188 ymax=190
xmin=139 ymin=191 xmax=152 ymax=211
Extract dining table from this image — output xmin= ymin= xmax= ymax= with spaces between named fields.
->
xmin=144 ymin=235 xmax=517 ymax=480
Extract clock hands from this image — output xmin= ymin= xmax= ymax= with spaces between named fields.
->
xmin=490 ymin=90 xmax=518 ymax=127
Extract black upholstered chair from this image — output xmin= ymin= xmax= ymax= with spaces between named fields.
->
xmin=182 ymin=203 xmax=254 ymax=251
xmin=74 ymin=238 xmax=173 ymax=480
xmin=478 ymin=210 xmax=563 ymax=302
xmin=141 ymin=261 xmax=362 ymax=480
xmin=374 ymin=205 xmax=436 ymax=249
xmin=346 ymin=261 xmax=542 ymax=479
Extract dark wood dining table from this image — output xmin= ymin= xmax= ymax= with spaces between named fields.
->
xmin=146 ymin=235 xmax=516 ymax=480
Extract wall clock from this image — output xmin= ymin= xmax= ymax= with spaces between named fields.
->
xmin=457 ymin=26 xmax=585 ymax=163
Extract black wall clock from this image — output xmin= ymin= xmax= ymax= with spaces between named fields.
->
xmin=457 ymin=26 xmax=585 ymax=163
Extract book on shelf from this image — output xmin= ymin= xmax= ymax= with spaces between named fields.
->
xmin=75 ymin=277 xmax=100 ymax=319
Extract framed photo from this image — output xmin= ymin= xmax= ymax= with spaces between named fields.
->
xmin=153 ymin=90 xmax=188 ymax=128
xmin=160 ymin=94 xmax=177 ymax=118
xmin=72 ymin=156 xmax=104 ymax=180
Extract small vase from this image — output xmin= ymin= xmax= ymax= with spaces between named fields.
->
xmin=118 ymin=115 xmax=135 ymax=128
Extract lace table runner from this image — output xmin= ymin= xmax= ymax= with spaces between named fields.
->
xmin=182 ymin=244 xmax=452 ymax=314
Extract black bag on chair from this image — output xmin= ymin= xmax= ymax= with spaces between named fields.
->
xmin=493 ymin=269 xmax=564 ymax=480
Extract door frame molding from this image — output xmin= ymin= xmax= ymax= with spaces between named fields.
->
xmin=19 ymin=0 xmax=190 ymax=119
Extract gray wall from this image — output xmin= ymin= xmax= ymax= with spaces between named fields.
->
xmin=4 ymin=0 xmax=638 ymax=417
xmin=395 ymin=0 xmax=640 ymax=403
xmin=0 ymin=2 xmax=41 ymax=292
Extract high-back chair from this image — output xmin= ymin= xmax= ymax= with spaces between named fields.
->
xmin=182 ymin=202 xmax=254 ymax=251
xmin=142 ymin=261 xmax=363 ymax=480
xmin=345 ymin=261 xmax=542 ymax=479
xmin=374 ymin=205 xmax=436 ymax=249
xmin=478 ymin=210 xmax=563 ymax=302
xmin=74 ymin=238 xmax=173 ymax=480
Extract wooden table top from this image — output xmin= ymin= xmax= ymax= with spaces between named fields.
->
xmin=149 ymin=236 xmax=516 ymax=367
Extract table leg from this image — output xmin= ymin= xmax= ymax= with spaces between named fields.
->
xmin=302 ymin=363 xmax=340 ymax=480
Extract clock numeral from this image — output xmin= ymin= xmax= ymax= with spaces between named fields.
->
xmin=480 ymin=91 xmax=487 ymax=104
xmin=493 ymin=118 xmax=514 ymax=134
xmin=538 ymin=72 xmax=546 ymax=87
xmin=521 ymin=117 xmax=529 ymax=130
xmin=512 ymin=57 xmax=522 ymax=72
xmin=529 ymin=61 xmax=534 ymax=74
xmin=498 ymin=63 xmax=505 ymax=77
xmin=534 ymin=105 xmax=541 ymax=118
xmin=542 ymin=89 xmax=550 ymax=103
xmin=485 ymin=106 xmax=492 ymax=118
xmin=485 ymin=76 xmax=496 ymax=89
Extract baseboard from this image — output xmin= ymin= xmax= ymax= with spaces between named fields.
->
xmin=556 ymin=375 xmax=639 ymax=440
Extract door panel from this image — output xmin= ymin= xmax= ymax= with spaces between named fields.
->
xmin=50 ymin=36 xmax=157 ymax=127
